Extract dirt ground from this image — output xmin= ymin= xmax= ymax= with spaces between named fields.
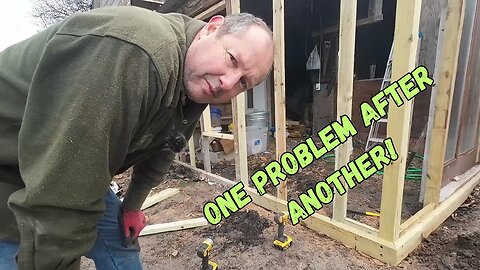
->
xmin=82 ymin=137 xmax=480 ymax=270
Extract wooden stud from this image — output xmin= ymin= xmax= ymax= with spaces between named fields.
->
xmin=226 ymin=0 xmax=249 ymax=185
xmin=332 ymin=0 xmax=357 ymax=222
xmin=200 ymin=116 xmax=211 ymax=173
xmin=273 ymin=0 xmax=287 ymax=200
xmin=188 ymin=137 xmax=196 ymax=167
xmin=379 ymin=0 xmax=421 ymax=241
xmin=231 ymin=95 xmax=248 ymax=184
xmin=424 ymin=0 xmax=466 ymax=206
xmin=379 ymin=0 xmax=422 ymax=242
xmin=140 ymin=217 xmax=208 ymax=236
xmin=225 ymin=0 xmax=240 ymax=13
xmin=202 ymin=105 xmax=212 ymax=133
xmin=141 ymin=188 xmax=180 ymax=210
xmin=194 ymin=0 xmax=226 ymax=20
xmin=200 ymin=105 xmax=212 ymax=172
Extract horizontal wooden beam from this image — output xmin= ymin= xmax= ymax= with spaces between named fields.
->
xmin=194 ymin=0 xmax=226 ymax=20
xmin=399 ymin=203 xmax=435 ymax=233
xmin=140 ymin=217 xmax=208 ymax=236
xmin=202 ymin=131 xmax=234 ymax=140
xmin=302 ymin=213 xmax=397 ymax=264
xmin=141 ymin=188 xmax=179 ymax=210
xmin=313 ymin=15 xmax=383 ymax=36
xmin=174 ymin=160 xmax=287 ymax=211
xmin=345 ymin=218 xmax=379 ymax=235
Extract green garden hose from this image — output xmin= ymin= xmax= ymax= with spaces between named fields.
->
xmin=320 ymin=153 xmax=424 ymax=181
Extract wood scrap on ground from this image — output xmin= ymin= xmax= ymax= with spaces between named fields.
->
xmin=141 ymin=188 xmax=180 ymax=210
xmin=139 ymin=217 xmax=209 ymax=236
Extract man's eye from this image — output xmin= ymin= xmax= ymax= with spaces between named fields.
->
xmin=228 ymin=53 xmax=237 ymax=66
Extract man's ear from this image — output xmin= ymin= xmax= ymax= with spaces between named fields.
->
xmin=205 ymin=15 xmax=225 ymax=35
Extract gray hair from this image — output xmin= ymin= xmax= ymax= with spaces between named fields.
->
xmin=216 ymin=13 xmax=273 ymax=40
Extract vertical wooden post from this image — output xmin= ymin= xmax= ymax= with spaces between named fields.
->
xmin=226 ymin=0 xmax=249 ymax=185
xmin=332 ymin=0 xmax=357 ymax=222
xmin=273 ymin=0 xmax=287 ymax=200
xmin=188 ymin=137 xmax=196 ymax=167
xmin=203 ymin=106 xmax=212 ymax=132
xmin=379 ymin=0 xmax=422 ymax=242
xmin=200 ymin=117 xmax=211 ymax=173
xmin=424 ymin=0 xmax=465 ymax=206
xmin=232 ymin=98 xmax=248 ymax=184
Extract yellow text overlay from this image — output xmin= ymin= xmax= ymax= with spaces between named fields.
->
xmin=288 ymin=138 xmax=398 ymax=225
xmin=201 ymin=65 xmax=433 ymax=226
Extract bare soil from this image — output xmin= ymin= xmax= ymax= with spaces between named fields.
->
xmin=82 ymin=137 xmax=480 ymax=270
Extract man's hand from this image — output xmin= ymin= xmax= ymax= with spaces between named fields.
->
xmin=118 ymin=207 xmax=147 ymax=249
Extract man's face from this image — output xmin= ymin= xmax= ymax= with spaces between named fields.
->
xmin=184 ymin=16 xmax=274 ymax=104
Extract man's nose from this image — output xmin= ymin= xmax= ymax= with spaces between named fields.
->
xmin=219 ymin=69 xmax=242 ymax=91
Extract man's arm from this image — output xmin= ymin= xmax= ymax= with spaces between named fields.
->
xmin=121 ymin=99 xmax=207 ymax=211
xmin=122 ymin=147 xmax=176 ymax=211
xmin=7 ymin=33 xmax=153 ymax=269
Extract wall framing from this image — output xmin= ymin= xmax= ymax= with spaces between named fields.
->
xmin=273 ymin=0 xmax=287 ymax=200
xmin=379 ymin=0 xmax=422 ymax=242
xmin=177 ymin=0 xmax=477 ymax=266
xmin=332 ymin=0 xmax=357 ymax=222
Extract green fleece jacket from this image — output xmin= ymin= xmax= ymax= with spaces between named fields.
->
xmin=0 ymin=6 xmax=206 ymax=269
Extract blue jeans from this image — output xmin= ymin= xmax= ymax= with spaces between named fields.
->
xmin=0 ymin=189 xmax=143 ymax=270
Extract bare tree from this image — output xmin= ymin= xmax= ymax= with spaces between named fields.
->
xmin=32 ymin=0 xmax=93 ymax=28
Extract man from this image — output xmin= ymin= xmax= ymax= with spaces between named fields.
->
xmin=0 ymin=5 xmax=273 ymax=270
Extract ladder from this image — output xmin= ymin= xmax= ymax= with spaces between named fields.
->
xmin=365 ymin=44 xmax=393 ymax=151
xmin=365 ymin=34 xmax=422 ymax=151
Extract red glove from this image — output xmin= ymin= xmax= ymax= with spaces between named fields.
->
xmin=119 ymin=207 xmax=147 ymax=248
